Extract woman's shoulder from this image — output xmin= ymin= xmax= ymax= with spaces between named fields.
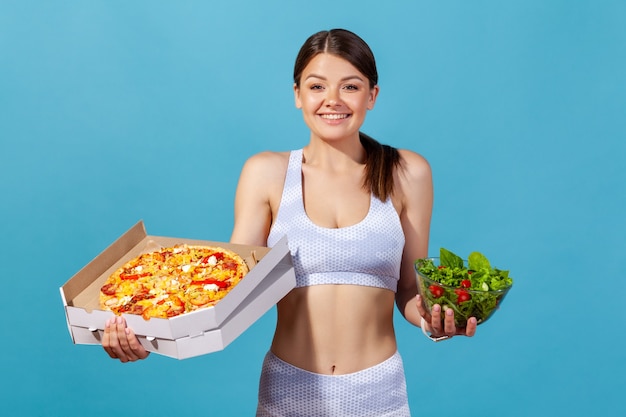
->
xmin=397 ymin=148 xmax=432 ymax=180
xmin=392 ymin=148 xmax=433 ymax=216
xmin=240 ymin=150 xmax=292 ymax=181
xmin=246 ymin=149 xmax=292 ymax=163
xmin=392 ymin=148 xmax=433 ymax=201
xmin=244 ymin=149 xmax=291 ymax=167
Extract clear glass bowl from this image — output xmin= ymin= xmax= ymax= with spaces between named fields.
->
xmin=415 ymin=258 xmax=512 ymax=327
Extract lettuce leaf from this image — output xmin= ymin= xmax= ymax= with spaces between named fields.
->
xmin=468 ymin=251 xmax=490 ymax=272
xmin=440 ymin=247 xmax=464 ymax=269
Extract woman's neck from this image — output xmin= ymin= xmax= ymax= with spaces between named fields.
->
xmin=303 ymin=134 xmax=366 ymax=170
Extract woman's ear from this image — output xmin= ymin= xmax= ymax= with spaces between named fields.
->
xmin=367 ymin=85 xmax=380 ymax=110
xmin=294 ymin=83 xmax=302 ymax=109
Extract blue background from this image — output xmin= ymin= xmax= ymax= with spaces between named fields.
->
xmin=1 ymin=1 xmax=624 ymax=416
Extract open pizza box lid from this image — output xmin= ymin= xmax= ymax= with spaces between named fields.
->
xmin=60 ymin=220 xmax=295 ymax=352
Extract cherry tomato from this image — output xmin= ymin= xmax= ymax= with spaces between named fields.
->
xmin=460 ymin=279 xmax=471 ymax=288
xmin=428 ymin=284 xmax=445 ymax=298
xmin=454 ymin=289 xmax=472 ymax=304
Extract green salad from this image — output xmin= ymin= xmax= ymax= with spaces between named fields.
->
xmin=415 ymin=248 xmax=513 ymax=326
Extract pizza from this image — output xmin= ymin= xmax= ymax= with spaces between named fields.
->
xmin=99 ymin=244 xmax=249 ymax=320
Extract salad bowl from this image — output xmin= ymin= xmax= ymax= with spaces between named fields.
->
xmin=415 ymin=249 xmax=513 ymax=328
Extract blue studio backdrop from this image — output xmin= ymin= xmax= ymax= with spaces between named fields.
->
xmin=1 ymin=1 xmax=624 ymax=416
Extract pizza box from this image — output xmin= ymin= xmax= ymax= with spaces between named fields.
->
xmin=60 ymin=220 xmax=295 ymax=357
xmin=67 ymin=252 xmax=294 ymax=359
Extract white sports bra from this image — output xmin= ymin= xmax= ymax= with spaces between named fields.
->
xmin=266 ymin=149 xmax=405 ymax=292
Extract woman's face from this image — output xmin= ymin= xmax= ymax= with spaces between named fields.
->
xmin=294 ymin=53 xmax=379 ymax=142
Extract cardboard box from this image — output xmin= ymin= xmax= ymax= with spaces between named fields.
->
xmin=60 ymin=220 xmax=295 ymax=359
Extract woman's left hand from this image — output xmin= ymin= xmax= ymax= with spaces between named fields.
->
xmin=416 ymin=294 xmax=477 ymax=339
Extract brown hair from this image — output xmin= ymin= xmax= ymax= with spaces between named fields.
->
xmin=294 ymin=29 xmax=401 ymax=201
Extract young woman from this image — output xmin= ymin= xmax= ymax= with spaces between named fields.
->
xmin=103 ymin=29 xmax=477 ymax=416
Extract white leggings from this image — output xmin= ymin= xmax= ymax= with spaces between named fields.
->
xmin=256 ymin=351 xmax=411 ymax=417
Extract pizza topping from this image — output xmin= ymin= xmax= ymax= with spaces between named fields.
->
xmin=189 ymin=278 xmax=230 ymax=288
xmin=104 ymin=297 xmax=119 ymax=307
xmin=201 ymin=255 xmax=219 ymax=266
xmin=222 ymin=261 xmax=239 ymax=271
xmin=99 ymin=244 xmax=249 ymax=320
xmin=187 ymin=288 xmax=213 ymax=306
xmin=100 ymin=283 xmax=117 ymax=296
xmin=120 ymin=272 xmax=151 ymax=280
xmin=204 ymin=284 xmax=220 ymax=291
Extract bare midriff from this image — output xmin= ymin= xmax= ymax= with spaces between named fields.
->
xmin=270 ymin=284 xmax=397 ymax=375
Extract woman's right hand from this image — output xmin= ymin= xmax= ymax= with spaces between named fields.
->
xmin=102 ymin=316 xmax=150 ymax=362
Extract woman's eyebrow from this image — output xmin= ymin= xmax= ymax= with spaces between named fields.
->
xmin=305 ymin=73 xmax=365 ymax=82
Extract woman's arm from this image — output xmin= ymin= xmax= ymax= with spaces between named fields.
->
xmin=394 ymin=150 xmax=477 ymax=338
xmin=230 ymin=151 xmax=286 ymax=246
xmin=394 ymin=149 xmax=433 ymax=325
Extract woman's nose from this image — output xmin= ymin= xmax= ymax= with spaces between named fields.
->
xmin=326 ymin=89 xmax=340 ymax=106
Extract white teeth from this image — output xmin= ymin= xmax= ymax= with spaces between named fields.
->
xmin=321 ymin=114 xmax=348 ymax=120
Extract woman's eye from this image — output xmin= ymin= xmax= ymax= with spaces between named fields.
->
xmin=344 ymin=84 xmax=359 ymax=91
xmin=310 ymin=84 xmax=324 ymax=90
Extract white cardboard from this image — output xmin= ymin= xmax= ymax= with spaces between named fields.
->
xmin=68 ymin=261 xmax=294 ymax=359
xmin=60 ymin=221 xmax=295 ymax=359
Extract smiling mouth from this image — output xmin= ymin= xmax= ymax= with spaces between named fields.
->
xmin=319 ymin=114 xmax=350 ymax=120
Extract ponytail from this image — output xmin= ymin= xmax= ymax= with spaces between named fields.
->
xmin=359 ymin=132 xmax=401 ymax=201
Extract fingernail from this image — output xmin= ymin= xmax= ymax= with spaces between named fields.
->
xmin=433 ymin=305 xmax=440 ymax=313
xmin=446 ymin=309 xmax=453 ymax=316
xmin=116 ymin=316 xmax=123 ymax=324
